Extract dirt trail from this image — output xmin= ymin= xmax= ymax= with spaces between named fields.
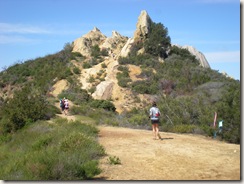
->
xmin=95 ymin=126 xmax=240 ymax=180
xmin=53 ymin=107 xmax=240 ymax=181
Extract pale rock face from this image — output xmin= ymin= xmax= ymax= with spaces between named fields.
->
xmin=69 ymin=10 xmax=212 ymax=112
xmin=119 ymin=38 xmax=135 ymax=57
xmin=120 ymin=10 xmax=152 ymax=58
xmin=101 ymin=31 xmax=128 ymax=52
xmin=92 ymin=81 xmax=114 ymax=100
xmin=73 ymin=27 xmax=107 ymax=57
xmin=173 ymin=44 xmax=210 ymax=68
xmin=134 ymin=10 xmax=152 ymax=40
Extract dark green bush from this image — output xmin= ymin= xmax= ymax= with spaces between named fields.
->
xmin=90 ymin=100 xmax=116 ymax=112
xmin=144 ymin=22 xmax=171 ymax=58
xmin=116 ymin=66 xmax=132 ymax=88
xmin=131 ymin=80 xmax=158 ymax=94
xmin=0 ymin=119 xmax=105 ymax=180
xmin=1 ymin=87 xmax=49 ymax=133
xmin=73 ymin=67 xmax=81 ymax=74
xmin=91 ymin=45 xmax=101 ymax=59
xmin=82 ymin=62 xmax=91 ymax=69
xmin=58 ymin=87 xmax=91 ymax=105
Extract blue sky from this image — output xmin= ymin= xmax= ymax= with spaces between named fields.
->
xmin=0 ymin=0 xmax=241 ymax=80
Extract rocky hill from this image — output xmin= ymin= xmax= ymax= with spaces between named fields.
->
xmin=0 ymin=10 xmax=240 ymax=145
xmin=63 ymin=10 xmax=211 ymax=113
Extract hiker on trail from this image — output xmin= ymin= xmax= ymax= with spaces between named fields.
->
xmin=213 ymin=112 xmax=217 ymax=138
xmin=60 ymin=98 xmax=65 ymax=112
xmin=218 ymin=120 xmax=223 ymax=133
xmin=149 ymin=101 xmax=162 ymax=140
xmin=64 ymin=98 xmax=69 ymax=115
xmin=110 ymin=50 xmax=115 ymax=59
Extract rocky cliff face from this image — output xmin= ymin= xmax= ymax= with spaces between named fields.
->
xmin=70 ymin=10 xmax=211 ymax=113
xmin=73 ymin=27 xmax=107 ymax=57
xmin=173 ymin=44 xmax=210 ymax=68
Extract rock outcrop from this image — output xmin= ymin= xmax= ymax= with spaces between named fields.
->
xmin=119 ymin=10 xmax=152 ymax=58
xmin=173 ymin=44 xmax=210 ymax=68
xmin=119 ymin=38 xmax=134 ymax=57
xmin=133 ymin=10 xmax=152 ymax=41
xmin=92 ymin=81 xmax=114 ymax=100
xmin=70 ymin=10 xmax=211 ymax=112
xmin=73 ymin=27 xmax=107 ymax=57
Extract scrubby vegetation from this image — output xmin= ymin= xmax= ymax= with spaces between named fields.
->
xmin=0 ymin=17 xmax=240 ymax=180
xmin=0 ymin=118 xmax=105 ymax=180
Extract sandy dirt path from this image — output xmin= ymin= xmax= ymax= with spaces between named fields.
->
xmin=95 ymin=126 xmax=240 ymax=180
xmin=53 ymin=106 xmax=240 ymax=181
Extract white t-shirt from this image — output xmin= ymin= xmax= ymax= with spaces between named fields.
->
xmin=150 ymin=106 xmax=161 ymax=120
xmin=218 ymin=121 xmax=223 ymax=128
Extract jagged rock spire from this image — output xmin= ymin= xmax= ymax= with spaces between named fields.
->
xmin=134 ymin=10 xmax=152 ymax=41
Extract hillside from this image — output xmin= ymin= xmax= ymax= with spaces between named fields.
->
xmin=0 ymin=8 xmax=240 ymax=151
xmin=69 ymin=10 xmax=212 ymax=113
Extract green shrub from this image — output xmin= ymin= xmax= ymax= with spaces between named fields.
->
xmin=32 ymin=136 xmax=52 ymax=150
xmin=0 ymin=119 xmax=105 ymax=180
xmin=1 ymin=87 xmax=49 ymax=133
xmin=144 ymin=22 xmax=171 ymax=58
xmin=100 ymin=48 xmax=109 ymax=56
xmin=82 ymin=62 xmax=92 ymax=69
xmin=73 ymin=67 xmax=81 ymax=74
xmin=58 ymin=87 xmax=91 ymax=105
xmin=101 ymin=63 xmax=107 ymax=68
xmin=172 ymin=124 xmax=197 ymax=134
xmin=131 ymin=80 xmax=158 ymax=94
xmin=108 ymin=156 xmax=121 ymax=165
xmin=90 ymin=100 xmax=116 ymax=112
xmin=91 ymin=45 xmax=101 ymax=58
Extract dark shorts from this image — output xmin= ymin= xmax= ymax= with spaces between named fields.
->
xmin=151 ymin=120 xmax=159 ymax=124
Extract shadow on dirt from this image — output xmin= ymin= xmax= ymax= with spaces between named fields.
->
xmin=160 ymin=137 xmax=174 ymax=140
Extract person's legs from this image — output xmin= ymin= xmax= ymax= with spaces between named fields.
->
xmin=155 ymin=123 xmax=161 ymax=139
xmin=152 ymin=123 xmax=156 ymax=139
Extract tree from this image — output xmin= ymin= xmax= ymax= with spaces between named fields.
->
xmin=2 ymin=86 xmax=48 ymax=132
xmin=215 ymin=82 xmax=240 ymax=143
xmin=144 ymin=22 xmax=171 ymax=58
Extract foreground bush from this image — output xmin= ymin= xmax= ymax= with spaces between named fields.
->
xmin=1 ymin=87 xmax=51 ymax=133
xmin=0 ymin=119 xmax=105 ymax=180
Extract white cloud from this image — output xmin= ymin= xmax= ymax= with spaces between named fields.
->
xmin=0 ymin=35 xmax=39 ymax=44
xmin=0 ymin=23 xmax=51 ymax=34
xmin=204 ymin=51 xmax=240 ymax=63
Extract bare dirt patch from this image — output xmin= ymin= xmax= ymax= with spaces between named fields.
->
xmin=96 ymin=126 xmax=240 ymax=180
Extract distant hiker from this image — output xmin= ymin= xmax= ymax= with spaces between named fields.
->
xmin=60 ymin=98 xmax=65 ymax=112
xmin=110 ymin=50 xmax=115 ymax=59
xmin=149 ymin=101 xmax=162 ymax=140
xmin=218 ymin=120 xmax=223 ymax=133
xmin=64 ymin=98 xmax=69 ymax=115
xmin=213 ymin=112 xmax=217 ymax=139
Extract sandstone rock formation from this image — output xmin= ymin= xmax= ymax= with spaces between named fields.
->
xmin=173 ymin=44 xmax=210 ymax=68
xmin=119 ymin=38 xmax=134 ymax=57
xmin=92 ymin=80 xmax=114 ymax=100
xmin=133 ymin=10 xmax=152 ymax=41
xmin=73 ymin=27 xmax=107 ymax=57
xmin=69 ymin=10 xmax=211 ymax=112
xmin=119 ymin=10 xmax=152 ymax=58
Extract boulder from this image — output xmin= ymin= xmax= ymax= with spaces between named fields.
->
xmin=92 ymin=81 xmax=114 ymax=100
